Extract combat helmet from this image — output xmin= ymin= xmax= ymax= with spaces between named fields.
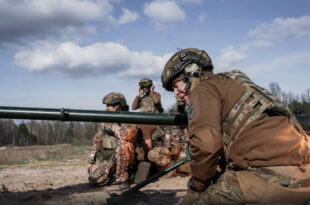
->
xmin=139 ymin=78 xmax=153 ymax=88
xmin=102 ymin=92 xmax=128 ymax=110
xmin=161 ymin=48 xmax=213 ymax=91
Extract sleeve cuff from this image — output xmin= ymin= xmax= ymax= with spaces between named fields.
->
xmin=192 ymin=178 xmax=211 ymax=192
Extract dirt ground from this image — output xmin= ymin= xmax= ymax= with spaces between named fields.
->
xmin=0 ymin=145 xmax=189 ymax=205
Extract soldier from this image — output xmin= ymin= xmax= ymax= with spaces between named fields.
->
xmin=87 ymin=92 xmax=137 ymax=191
xmin=132 ymin=77 xmax=163 ymax=113
xmin=161 ymin=48 xmax=310 ymax=204
xmin=132 ymin=78 xmax=164 ymax=151
xmin=131 ymin=78 xmax=173 ymax=180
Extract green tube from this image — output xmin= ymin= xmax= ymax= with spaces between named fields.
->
xmin=0 ymin=106 xmax=309 ymax=130
xmin=0 ymin=106 xmax=187 ymax=125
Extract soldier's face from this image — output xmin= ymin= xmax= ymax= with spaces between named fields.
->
xmin=142 ymin=86 xmax=149 ymax=93
xmin=172 ymin=80 xmax=188 ymax=101
xmin=106 ymin=105 xmax=118 ymax=111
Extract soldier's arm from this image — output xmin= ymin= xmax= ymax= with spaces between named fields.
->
xmin=150 ymin=91 xmax=161 ymax=105
xmin=122 ymin=124 xmax=138 ymax=143
xmin=188 ymin=82 xmax=223 ymax=192
xmin=132 ymin=95 xmax=141 ymax=110
xmin=88 ymin=123 xmax=105 ymax=164
xmin=151 ymin=92 xmax=164 ymax=112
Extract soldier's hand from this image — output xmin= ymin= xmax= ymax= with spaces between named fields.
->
xmin=151 ymin=84 xmax=155 ymax=91
xmin=87 ymin=164 xmax=92 ymax=175
xmin=138 ymin=88 xmax=143 ymax=96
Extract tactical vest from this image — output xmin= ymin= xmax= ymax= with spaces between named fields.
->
xmin=140 ymin=95 xmax=158 ymax=113
xmin=217 ymin=70 xmax=306 ymax=166
xmin=101 ymin=128 xmax=118 ymax=150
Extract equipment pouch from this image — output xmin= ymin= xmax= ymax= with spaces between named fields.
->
xmin=102 ymin=136 xmax=118 ymax=150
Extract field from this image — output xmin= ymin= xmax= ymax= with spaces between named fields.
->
xmin=0 ymin=144 xmax=188 ymax=205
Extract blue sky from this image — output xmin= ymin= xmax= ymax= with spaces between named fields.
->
xmin=0 ymin=0 xmax=310 ymax=111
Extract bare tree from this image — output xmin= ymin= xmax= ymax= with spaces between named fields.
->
xmin=269 ymin=82 xmax=282 ymax=98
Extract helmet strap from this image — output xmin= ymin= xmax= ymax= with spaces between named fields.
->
xmin=182 ymin=71 xmax=202 ymax=92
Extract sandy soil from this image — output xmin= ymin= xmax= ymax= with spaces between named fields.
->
xmin=0 ymin=145 xmax=189 ymax=205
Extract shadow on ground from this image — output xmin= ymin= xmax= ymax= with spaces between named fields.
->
xmin=0 ymin=183 xmax=186 ymax=205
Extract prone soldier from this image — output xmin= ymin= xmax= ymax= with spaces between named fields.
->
xmin=161 ymin=48 xmax=310 ymax=204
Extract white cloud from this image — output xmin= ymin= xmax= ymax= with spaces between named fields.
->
xmin=245 ymin=50 xmax=310 ymax=76
xmin=198 ymin=13 xmax=206 ymax=23
xmin=117 ymin=8 xmax=139 ymax=25
xmin=240 ymin=40 xmax=273 ymax=52
xmin=248 ymin=16 xmax=310 ymax=40
xmin=144 ymin=0 xmax=186 ymax=29
xmin=14 ymin=41 xmax=171 ymax=78
xmin=214 ymin=46 xmax=247 ymax=71
xmin=180 ymin=0 xmax=203 ymax=3
xmin=0 ymin=0 xmax=136 ymax=44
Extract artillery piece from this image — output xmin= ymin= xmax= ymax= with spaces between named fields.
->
xmin=0 ymin=105 xmax=309 ymax=195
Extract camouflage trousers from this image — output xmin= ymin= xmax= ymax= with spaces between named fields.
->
xmin=188 ymin=166 xmax=310 ymax=205
xmin=115 ymin=141 xmax=135 ymax=184
xmin=89 ymin=142 xmax=135 ymax=185
xmin=89 ymin=153 xmax=116 ymax=186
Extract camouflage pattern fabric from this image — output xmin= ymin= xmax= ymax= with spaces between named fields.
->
xmin=102 ymin=92 xmax=127 ymax=107
xmin=114 ymin=124 xmax=137 ymax=184
xmin=88 ymin=154 xmax=116 ymax=186
xmin=139 ymin=78 xmax=152 ymax=87
xmin=191 ymin=170 xmax=245 ymax=205
xmin=140 ymin=95 xmax=157 ymax=113
xmin=187 ymin=166 xmax=310 ymax=205
xmin=101 ymin=135 xmax=118 ymax=150
xmin=95 ymin=149 xmax=115 ymax=163
xmin=147 ymin=147 xmax=171 ymax=168
xmin=89 ymin=123 xmax=137 ymax=185
xmin=88 ymin=123 xmax=120 ymax=164
xmin=218 ymin=70 xmax=308 ymax=165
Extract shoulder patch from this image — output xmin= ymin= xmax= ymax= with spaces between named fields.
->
xmin=188 ymin=104 xmax=195 ymax=120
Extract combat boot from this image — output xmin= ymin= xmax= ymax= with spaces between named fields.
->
xmin=119 ymin=181 xmax=130 ymax=191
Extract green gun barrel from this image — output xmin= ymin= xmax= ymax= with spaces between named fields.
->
xmin=0 ymin=106 xmax=309 ymax=130
xmin=0 ymin=106 xmax=187 ymax=125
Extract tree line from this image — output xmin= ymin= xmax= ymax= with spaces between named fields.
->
xmin=0 ymin=83 xmax=309 ymax=147
xmin=269 ymin=83 xmax=310 ymax=114
xmin=0 ymin=120 xmax=98 ymax=146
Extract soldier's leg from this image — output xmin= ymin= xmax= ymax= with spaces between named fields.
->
xmin=115 ymin=143 xmax=135 ymax=183
xmin=193 ymin=170 xmax=245 ymax=205
xmin=88 ymin=154 xmax=116 ymax=186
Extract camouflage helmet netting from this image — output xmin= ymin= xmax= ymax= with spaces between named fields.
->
xmin=102 ymin=92 xmax=127 ymax=108
xmin=161 ymin=48 xmax=213 ymax=91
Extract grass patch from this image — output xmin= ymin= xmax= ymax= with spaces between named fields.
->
xmin=7 ymin=159 xmax=36 ymax=166
xmin=71 ymin=139 xmax=92 ymax=147
xmin=37 ymin=153 xmax=63 ymax=161
xmin=0 ymin=144 xmax=92 ymax=166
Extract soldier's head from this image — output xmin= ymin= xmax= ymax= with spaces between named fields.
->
xmin=102 ymin=92 xmax=129 ymax=111
xmin=139 ymin=78 xmax=153 ymax=94
xmin=161 ymin=48 xmax=213 ymax=101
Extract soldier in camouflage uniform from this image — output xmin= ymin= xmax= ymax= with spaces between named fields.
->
xmin=161 ymin=48 xmax=310 ymax=204
xmin=131 ymin=78 xmax=172 ymax=166
xmin=132 ymin=78 xmax=165 ymax=150
xmin=132 ymin=77 xmax=163 ymax=114
xmin=87 ymin=92 xmax=137 ymax=191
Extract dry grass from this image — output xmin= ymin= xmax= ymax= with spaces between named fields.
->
xmin=0 ymin=144 xmax=91 ymax=167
